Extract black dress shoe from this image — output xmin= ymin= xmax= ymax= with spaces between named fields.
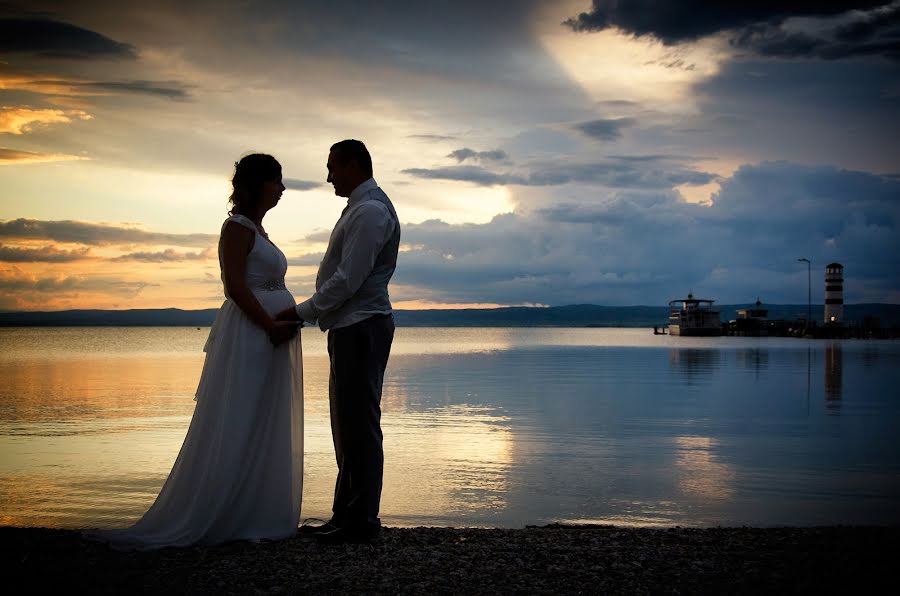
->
xmin=314 ymin=525 xmax=380 ymax=545
xmin=298 ymin=519 xmax=341 ymax=536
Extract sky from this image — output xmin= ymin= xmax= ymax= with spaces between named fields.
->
xmin=1 ymin=0 xmax=899 ymax=311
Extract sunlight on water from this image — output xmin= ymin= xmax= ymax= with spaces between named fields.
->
xmin=1 ymin=327 xmax=899 ymax=529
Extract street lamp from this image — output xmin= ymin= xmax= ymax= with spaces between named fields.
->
xmin=798 ymin=258 xmax=811 ymax=328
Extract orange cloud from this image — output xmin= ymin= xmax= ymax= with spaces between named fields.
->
xmin=0 ymin=74 xmax=77 ymax=96
xmin=0 ymin=74 xmax=108 ymax=98
xmin=0 ymin=243 xmax=92 ymax=262
xmin=0 ymin=74 xmax=189 ymax=101
xmin=0 ymin=106 xmax=92 ymax=135
xmin=0 ymin=147 xmax=88 ymax=165
xmin=0 ymin=265 xmax=156 ymax=310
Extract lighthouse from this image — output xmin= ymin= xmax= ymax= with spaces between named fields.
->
xmin=824 ymin=263 xmax=844 ymax=323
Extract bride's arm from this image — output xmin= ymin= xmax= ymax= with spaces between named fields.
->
xmin=220 ymin=221 xmax=277 ymax=333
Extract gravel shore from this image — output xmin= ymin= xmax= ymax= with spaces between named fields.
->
xmin=2 ymin=525 xmax=895 ymax=594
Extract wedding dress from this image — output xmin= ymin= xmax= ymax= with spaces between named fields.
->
xmin=89 ymin=214 xmax=303 ymax=549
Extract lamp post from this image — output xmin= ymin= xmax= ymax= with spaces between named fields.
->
xmin=798 ymin=258 xmax=811 ymax=329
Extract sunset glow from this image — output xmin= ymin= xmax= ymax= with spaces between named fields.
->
xmin=1 ymin=2 xmax=898 ymax=310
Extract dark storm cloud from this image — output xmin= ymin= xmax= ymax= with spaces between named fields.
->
xmin=447 ymin=148 xmax=509 ymax=163
xmin=392 ymin=162 xmax=900 ymax=305
xmin=563 ymin=1 xmax=888 ymax=43
xmin=564 ymin=1 xmax=900 ymax=61
xmin=731 ymin=12 xmax=900 ymax=61
xmin=0 ymin=219 xmax=217 ymax=247
xmin=283 ymin=178 xmax=322 ymax=191
xmin=573 ymin=118 xmax=637 ymax=141
xmin=689 ymin=58 xmax=900 ymax=173
xmin=0 ymin=244 xmax=91 ymax=262
xmin=836 ymin=4 xmax=900 ymax=42
xmin=0 ymin=16 xmax=192 ymax=101
xmin=0 ymin=18 xmax=137 ymax=59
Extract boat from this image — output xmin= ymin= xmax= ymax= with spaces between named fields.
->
xmin=730 ymin=299 xmax=769 ymax=336
xmin=668 ymin=293 xmax=722 ymax=336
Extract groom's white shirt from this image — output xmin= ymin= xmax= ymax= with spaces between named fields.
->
xmin=295 ymin=178 xmax=399 ymax=330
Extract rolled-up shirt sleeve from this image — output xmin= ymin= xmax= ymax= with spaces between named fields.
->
xmin=295 ymin=201 xmax=394 ymax=322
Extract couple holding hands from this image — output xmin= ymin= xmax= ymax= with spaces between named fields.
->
xmin=89 ymin=139 xmax=400 ymax=549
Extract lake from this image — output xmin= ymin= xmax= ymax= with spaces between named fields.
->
xmin=1 ymin=327 xmax=899 ymax=529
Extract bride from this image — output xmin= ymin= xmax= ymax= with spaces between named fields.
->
xmin=88 ymin=154 xmax=304 ymax=549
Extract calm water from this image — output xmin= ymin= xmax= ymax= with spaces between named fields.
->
xmin=1 ymin=327 xmax=899 ymax=529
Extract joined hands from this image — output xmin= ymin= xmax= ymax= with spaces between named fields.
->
xmin=267 ymin=320 xmax=301 ymax=346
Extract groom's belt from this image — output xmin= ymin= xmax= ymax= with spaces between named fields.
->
xmin=258 ymin=278 xmax=286 ymax=291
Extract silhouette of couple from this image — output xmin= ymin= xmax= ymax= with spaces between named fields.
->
xmin=88 ymin=140 xmax=400 ymax=548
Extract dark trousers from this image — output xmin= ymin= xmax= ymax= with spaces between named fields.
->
xmin=327 ymin=314 xmax=394 ymax=530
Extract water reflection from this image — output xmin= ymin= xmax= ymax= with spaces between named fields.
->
xmin=859 ymin=345 xmax=881 ymax=370
xmin=2 ymin=328 xmax=900 ymax=529
xmin=824 ymin=342 xmax=843 ymax=412
xmin=673 ymin=436 xmax=735 ymax=500
xmin=736 ymin=348 xmax=769 ymax=376
xmin=384 ymin=406 xmax=512 ymax=523
xmin=668 ymin=349 xmax=721 ymax=384
xmin=378 ymin=356 xmax=514 ymax=524
xmin=271 ymin=354 xmax=517 ymax=527
xmin=0 ymin=357 xmax=201 ymax=428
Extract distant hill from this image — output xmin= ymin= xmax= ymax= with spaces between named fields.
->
xmin=2 ymin=304 xmax=899 ymax=327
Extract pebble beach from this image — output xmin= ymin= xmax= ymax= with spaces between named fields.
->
xmin=2 ymin=524 xmax=895 ymax=594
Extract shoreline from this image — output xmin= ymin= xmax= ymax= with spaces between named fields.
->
xmin=3 ymin=525 xmax=895 ymax=594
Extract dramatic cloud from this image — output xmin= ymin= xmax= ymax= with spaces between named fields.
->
xmin=689 ymin=57 xmax=900 ymax=173
xmin=283 ymin=178 xmax=322 ymax=191
xmin=0 ymin=0 xmax=896 ymax=310
xmin=730 ymin=7 xmax=900 ymax=62
xmin=0 ymin=219 xmax=217 ymax=247
xmin=0 ymin=244 xmax=92 ymax=262
xmin=392 ymin=162 xmax=900 ymax=305
xmin=0 ymin=17 xmax=137 ymax=59
xmin=564 ymin=1 xmax=900 ymax=61
xmin=573 ymin=118 xmax=637 ymax=141
xmin=563 ymin=2 xmax=888 ymax=43
xmin=447 ymin=148 xmax=509 ymax=163
xmin=113 ymin=248 xmax=212 ymax=262
xmin=0 ymin=107 xmax=92 ymax=135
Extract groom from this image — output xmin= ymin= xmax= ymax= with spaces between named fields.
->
xmin=287 ymin=139 xmax=400 ymax=544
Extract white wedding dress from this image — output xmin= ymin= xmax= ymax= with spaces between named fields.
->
xmin=90 ymin=214 xmax=303 ymax=549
